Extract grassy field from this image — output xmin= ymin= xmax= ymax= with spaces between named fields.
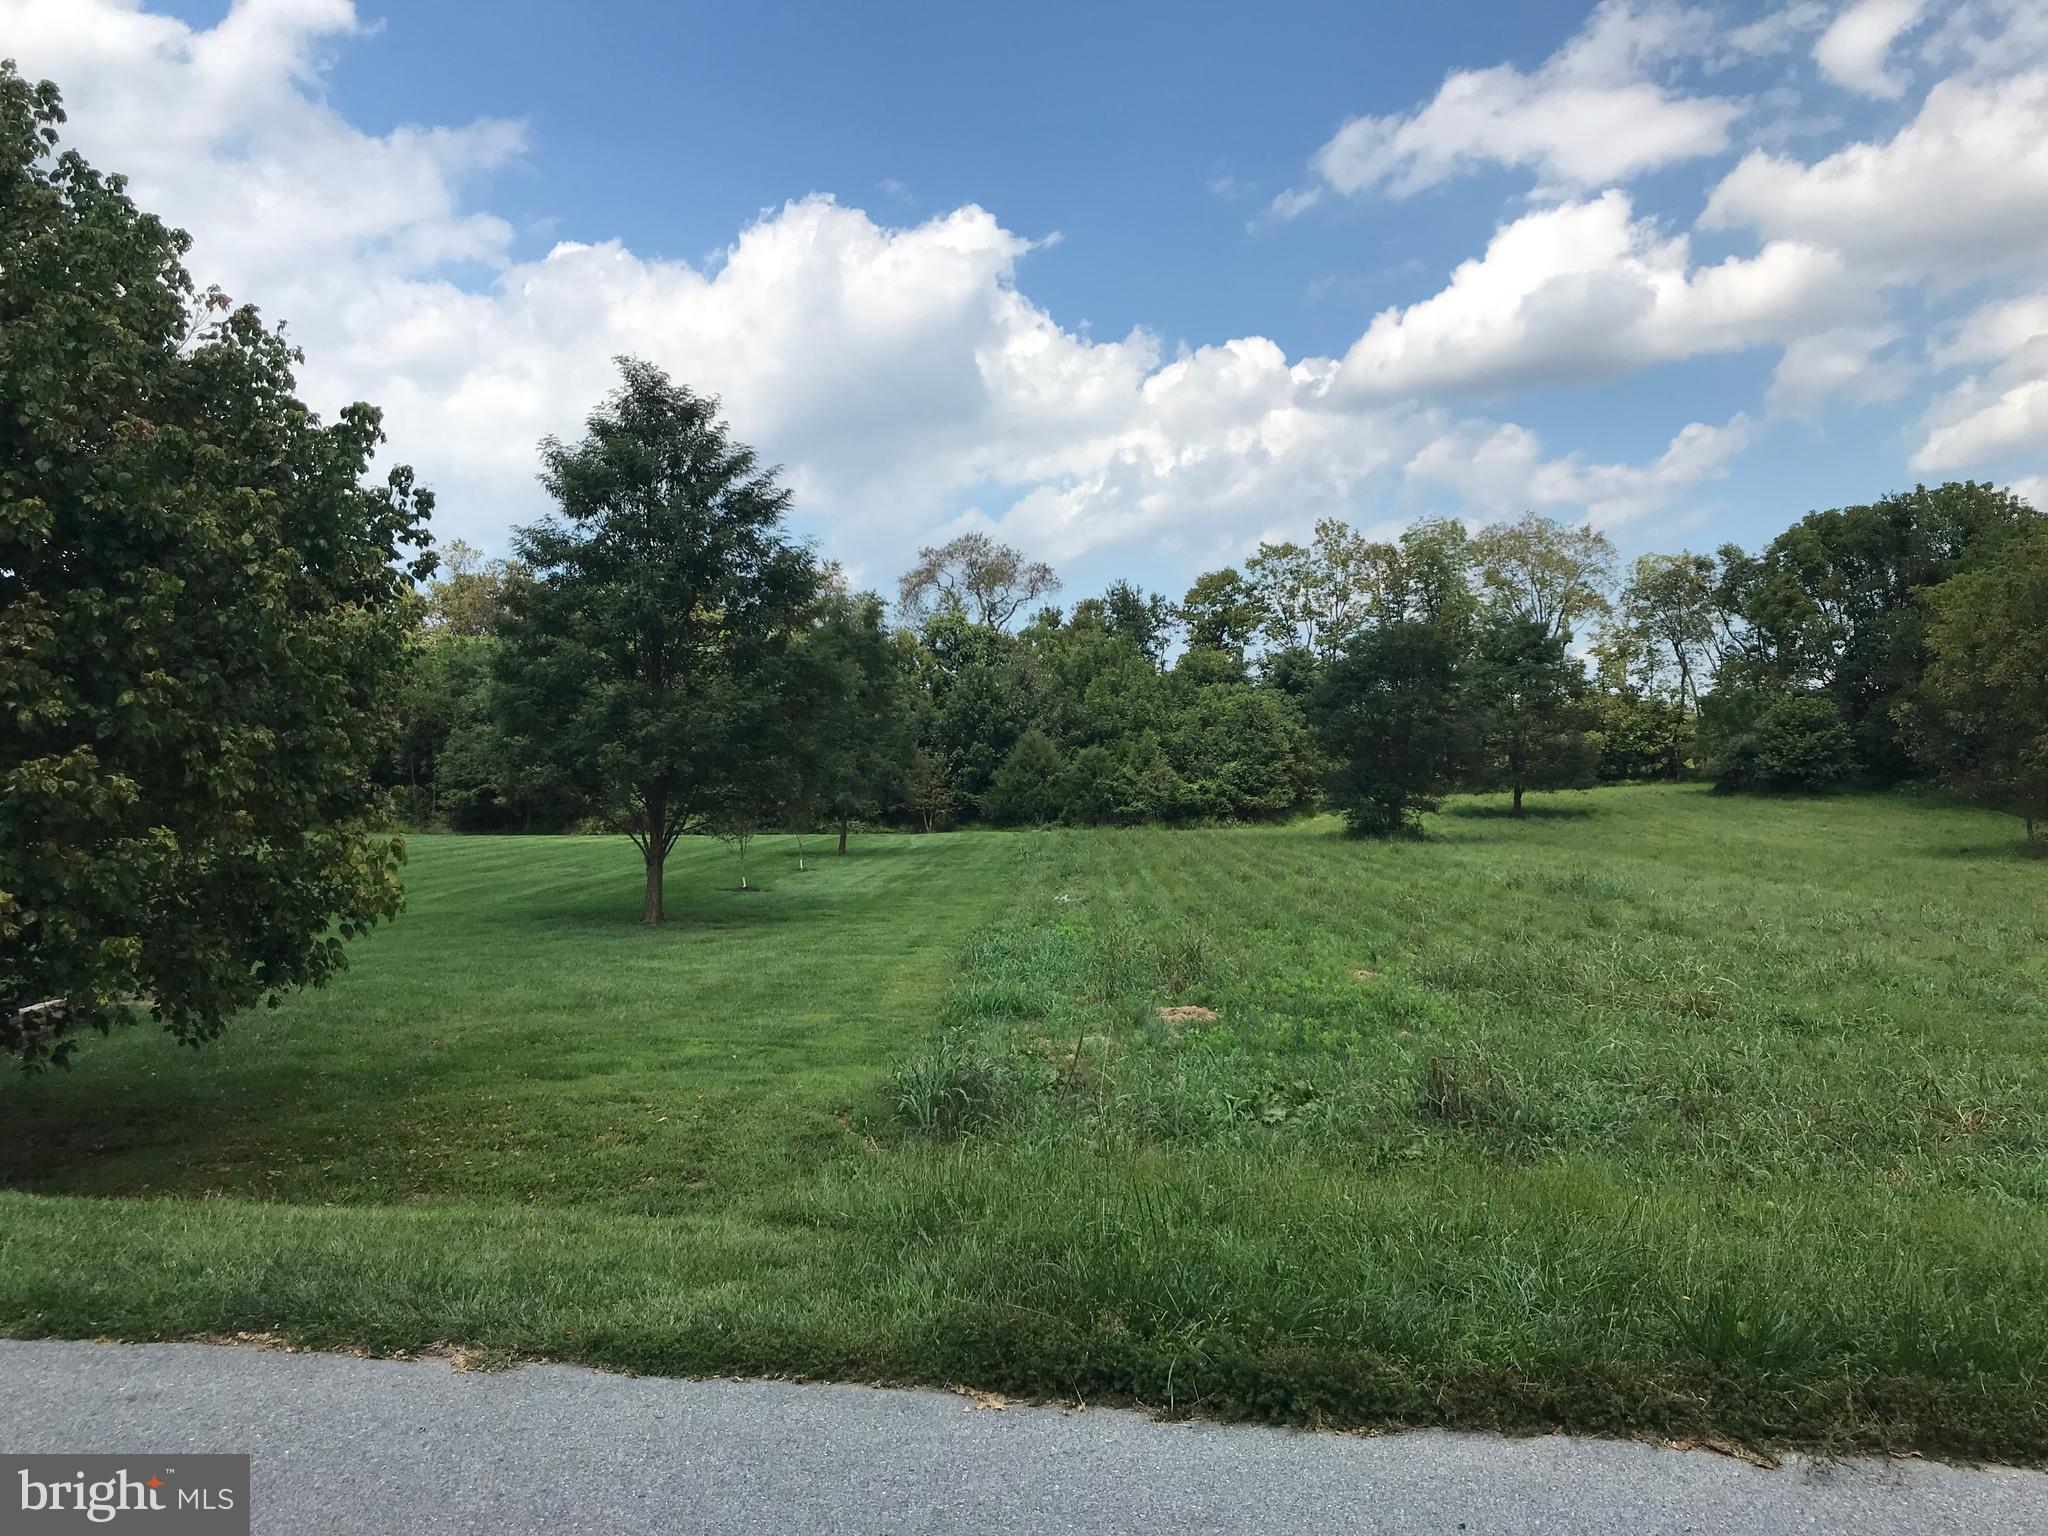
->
xmin=4 ymin=786 xmax=2046 ymax=1459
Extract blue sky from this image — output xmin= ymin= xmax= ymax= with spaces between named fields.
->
xmin=12 ymin=0 xmax=2048 ymax=604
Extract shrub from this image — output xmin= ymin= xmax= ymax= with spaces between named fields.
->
xmin=981 ymin=727 xmax=1065 ymax=825
xmin=1712 ymin=694 xmax=1854 ymax=792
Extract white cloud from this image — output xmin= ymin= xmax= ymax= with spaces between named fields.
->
xmin=1404 ymin=415 xmax=1753 ymax=527
xmin=2010 ymin=474 xmax=2048 ymax=508
xmin=1766 ymin=326 xmax=1910 ymax=417
xmin=1703 ymin=71 xmax=2048 ymax=282
xmin=1914 ymin=378 xmax=2048 ymax=471
xmin=1931 ymin=291 xmax=2048 ymax=369
xmin=1276 ymin=0 xmax=1739 ymax=210
xmin=1917 ymin=0 xmax=2048 ymax=79
xmin=2 ymin=0 xmax=525 ymax=299
xmin=1912 ymin=289 xmax=2048 ymax=471
xmin=1814 ymin=0 xmax=1928 ymax=98
xmin=1334 ymin=192 xmax=1850 ymax=400
xmin=4 ymin=0 xmax=1764 ymax=580
xmin=1725 ymin=2 xmax=1831 ymax=58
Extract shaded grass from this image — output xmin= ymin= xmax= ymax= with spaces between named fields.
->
xmin=0 ymin=831 xmax=1014 ymax=1209
xmin=4 ymin=789 xmax=2047 ymax=1460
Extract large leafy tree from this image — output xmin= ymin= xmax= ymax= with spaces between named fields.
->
xmin=1177 ymin=565 xmax=1267 ymax=661
xmin=1471 ymin=512 xmax=1617 ymax=642
xmin=0 ymin=64 xmax=434 ymax=1064
xmin=897 ymin=532 xmax=1059 ymax=630
xmin=1245 ymin=519 xmax=1387 ymax=660
xmin=1715 ymin=484 xmax=2035 ymax=780
xmin=1310 ymin=528 xmax=1477 ymax=836
xmin=1912 ymin=526 xmax=2048 ymax=842
xmin=425 ymin=538 xmax=521 ymax=637
xmin=494 ymin=360 xmax=820 ymax=922
xmin=1618 ymin=552 xmax=1720 ymax=721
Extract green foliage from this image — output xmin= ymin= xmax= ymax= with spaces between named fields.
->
xmin=983 ymin=727 xmax=1065 ymax=825
xmin=1313 ymin=621 xmax=1471 ymax=836
xmin=1471 ymin=512 xmax=1617 ymax=642
xmin=800 ymin=586 xmax=917 ymax=849
xmin=0 ymin=64 xmax=432 ymax=1064
xmin=1913 ymin=525 xmax=2048 ymax=840
xmin=1098 ymin=579 xmax=1176 ymax=665
xmin=1466 ymin=611 xmax=1597 ymax=812
xmin=1176 ymin=566 xmax=1266 ymax=658
xmin=909 ymin=584 xmax=1317 ymax=828
xmin=1707 ymin=692 xmax=1855 ymax=793
xmin=492 ymin=359 xmax=820 ymax=921
xmin=1717 ymin=483 xmax=2038 ymax=781
xmin=424 ymin=539 xmax=521 ymax=637
xmin=1615 ymin=551 xmax=1719 ymax=721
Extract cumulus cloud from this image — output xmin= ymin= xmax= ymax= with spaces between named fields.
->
xmin=1703 ymin=71 xmax=2048 ymax=282
xmin=2 ymin=0 xmax=526 ymax=297
xmin=1914 ymin=377 xmax=2048 ymax=472
xmin=1404 ymin=415 xmax=1752 ymax=528
xmin=1912 ymin=290 xmax=2048 ymax=472
xmin=1334 ymin=192 xmax=1850 ymax=400
xmin=1813 ymin=0 xmax=1928 ymax=98
xmin=1915 ymin=0 xmax=2048 ymax=79
xmin=1273 ymin=0 xmax=1739 ymax=212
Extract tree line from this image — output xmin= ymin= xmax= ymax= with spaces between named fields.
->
xmin=390 ymin=398 xmax=2048 ymax=851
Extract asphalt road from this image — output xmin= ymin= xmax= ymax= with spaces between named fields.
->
xmin=3 ymin=1339 xmax=2044 ymax=1534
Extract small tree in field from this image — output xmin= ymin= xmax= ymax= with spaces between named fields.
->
xmin=906 ymin=747 xmax=953 ymax=831
xmin=0 ymin=65 xmax=433 ymax=1065
xmin=804 ymin=586 xmax=916 ymax=854
xmin=494 ymin=360 xmax=820 ymax=921
xmin=712 ymin=811 xmax=762 ymax=890
xmin=1313 ymin=622 xmax=1471 ymax=836
xmin=1467 ymin=611 xmax=1597 ymax=814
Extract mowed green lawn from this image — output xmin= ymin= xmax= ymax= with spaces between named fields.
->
xmin=4 ymin=787 xmax=2046 ymax=1459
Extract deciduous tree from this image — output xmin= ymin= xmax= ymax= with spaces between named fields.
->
xmin=1472 ymin=512 xmax=1617 ymax=642
xmin=897 ymin=532 xmax=1058 ymax=630
xmin=0 ymin=65 xmax=434 ymax=1063
xmin=1313 ymin=622 xmax=1470 ymax=836
xmin=1913 ymin=526 xmax=2048 ymax=841
xmin=493 ymin=360 xmax=819 ymax=922
xmin=1467 ymin=611 xmax=1597 ymax=815
xmin=804 ymin=585 xmax=916 ymax=853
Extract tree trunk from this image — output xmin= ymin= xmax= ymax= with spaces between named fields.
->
xmin=1512 ymin=782 xmax=1525 ymax=817
xmin=837 ymin=816 xmax=850 ymax=855
xmin=642 ymin=846 xmax=665 ymax=924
